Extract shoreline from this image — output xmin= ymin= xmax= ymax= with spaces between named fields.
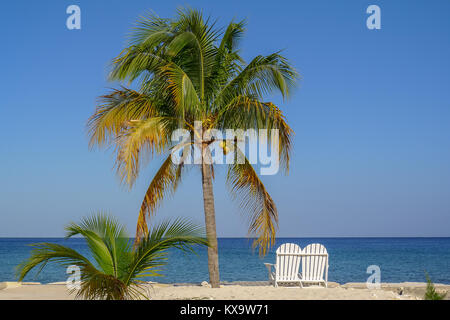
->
xmin=1 ymin=281 xmax=448 ymax=300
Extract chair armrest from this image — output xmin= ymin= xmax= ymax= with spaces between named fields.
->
xmin=264 ymin=263 xmax=275 ymax=273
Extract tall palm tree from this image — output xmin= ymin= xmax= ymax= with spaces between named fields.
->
xmin=87 ymin=8 xmax=298 ymax=288
xmin=17 ymin=214 xmax=208 ymax=300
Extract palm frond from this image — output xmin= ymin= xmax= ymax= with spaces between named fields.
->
xmin=135 ymin=150 xmax=190 ymax=240
xmin=218 ymin=20 xmax=246 ymax=53
xmin=127 ymin=217 xmax=208 ymax=284
xmin=129 ymin=11 xmax=174 ymax=46
xmin=65 ymin=214 xmax=131 ymax=278
xmin=114 ymin=117 xmax=176 ymax=186
xmin=110 ymin=12 xmax=174 ymax=83
xmin=87 ymin=88 xmax=157 ymax=148
xmin=16 ymin=243 xmax=98 ymax=282
xmin=159 ymin=62 xmax=201 ymax=117
xmin=214 ymin=52 xmax=299 ymax=107
xmin=173 ymin=7 xmax=220 ymax=101
xmin=226 ymin=152 xmax=278 ymax=255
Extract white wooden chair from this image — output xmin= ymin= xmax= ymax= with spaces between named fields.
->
xmin=300 ymin=243 xmax=329 ymax=288
xmin=264 ymin=243 xmax=302 ymax=287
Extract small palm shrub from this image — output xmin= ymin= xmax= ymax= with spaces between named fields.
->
xmin=424 ymin=272 xmax=447 ymax=300
xmin=17 ymin=214 xmax=208 ymax=300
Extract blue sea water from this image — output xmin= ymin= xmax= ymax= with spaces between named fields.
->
xmin=1 ymin=238 xmax=449 ymax=284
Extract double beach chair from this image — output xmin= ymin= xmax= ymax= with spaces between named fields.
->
xmin=264 ymin=243 xmax=329 ymax=288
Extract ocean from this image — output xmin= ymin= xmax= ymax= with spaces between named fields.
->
xmin=1 ymin=237 xmax=449 ymax=284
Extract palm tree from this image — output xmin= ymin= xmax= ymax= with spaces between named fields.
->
xmin=17 ymin=214 xmax=208 ymax=300
xmin=87 ymin=8 xmax=298 ymax=288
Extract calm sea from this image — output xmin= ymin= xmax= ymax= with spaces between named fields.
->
xmin=1 ymin=237 xmax=449 ymax=284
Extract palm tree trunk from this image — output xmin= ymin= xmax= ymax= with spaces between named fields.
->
xmin=201 ymin=145 xmax=220 ymax=288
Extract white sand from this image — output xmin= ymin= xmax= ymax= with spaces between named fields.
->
xmin=147 ymin=283 xmax=405 ymax=300
xmin=2 ymin=281 xmax=447 ymax=300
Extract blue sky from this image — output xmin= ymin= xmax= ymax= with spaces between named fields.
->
xmin=1 ymin=0 xmax=449 ymax=237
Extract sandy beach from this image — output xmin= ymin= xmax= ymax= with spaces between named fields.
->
xmin=1 ymin=281 xmax=448 ymax=300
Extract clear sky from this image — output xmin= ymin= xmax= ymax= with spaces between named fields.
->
xmin=1 ymin=0 xmax=449 ymax=237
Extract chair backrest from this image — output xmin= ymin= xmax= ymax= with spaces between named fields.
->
xmin=275 ymin=243 xmax=302 ymax=281
xmin=302 ymin=243 xmax=328 ymax=281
